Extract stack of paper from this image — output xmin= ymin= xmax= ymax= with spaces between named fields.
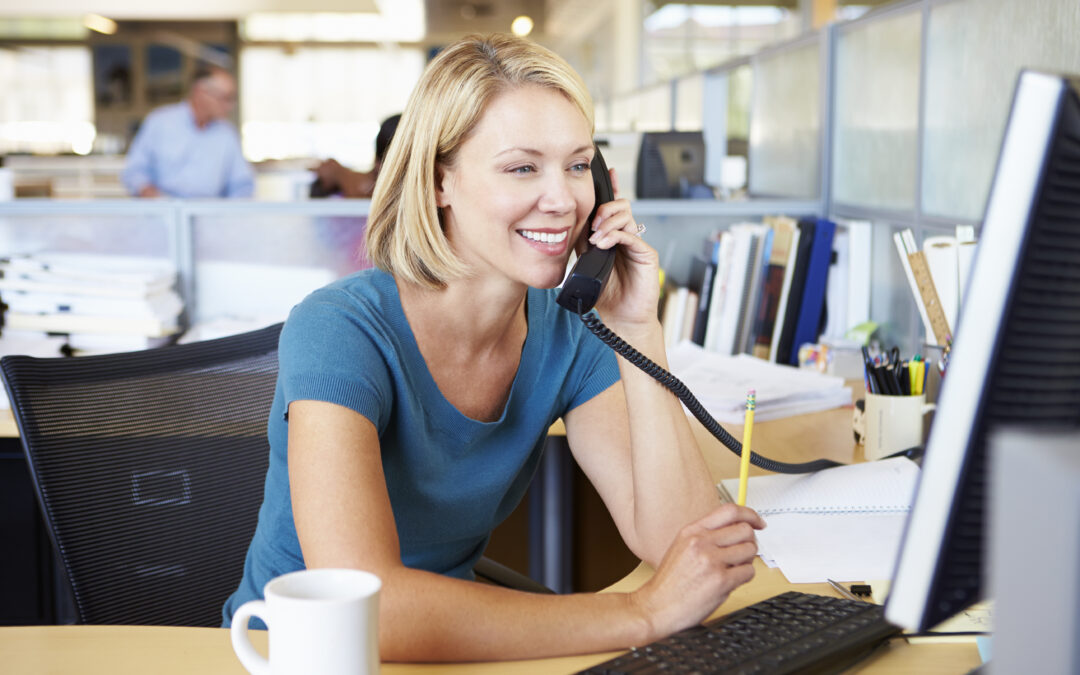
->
xmin=666 ymin=340 xmax=851 ymax=422
xmin=0 ymin=252 xmax=182 ymax=353
xmin=719 ymin=457 xmax=920 ymax=583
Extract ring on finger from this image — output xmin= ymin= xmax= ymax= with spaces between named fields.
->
xmin=635 ymin=222 xmax=647 ymax=236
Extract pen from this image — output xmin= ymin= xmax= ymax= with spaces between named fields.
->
xmin=737 ymin=390 xmax=755 ymax=507
xmin=861 ymin=347 xmax=879 ymax=394
xmin=826 ymin=578 xmax=862 ymax=602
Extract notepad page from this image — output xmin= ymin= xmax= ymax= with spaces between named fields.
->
xmin=719 ymin=456 xmax=919 ymax=515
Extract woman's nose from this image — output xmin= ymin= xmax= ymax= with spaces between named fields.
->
xmin=537 ymin=173 xmax=579 ymax=215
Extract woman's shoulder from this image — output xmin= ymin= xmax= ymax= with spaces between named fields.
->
xmin=284 ymin=268 xmax=402 ymax=339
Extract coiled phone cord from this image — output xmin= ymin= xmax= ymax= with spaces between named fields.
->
xmin=579 ymin=309 xmax=843 ymax=474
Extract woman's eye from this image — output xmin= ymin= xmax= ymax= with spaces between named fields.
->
xmin=570 ymin=162 xmax=590 ymax=174
xmin=511 ymin=165 xmax=535 ymax=175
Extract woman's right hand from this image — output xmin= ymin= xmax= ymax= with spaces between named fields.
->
xmin=629 ymin=504 xmax=767 ymax=641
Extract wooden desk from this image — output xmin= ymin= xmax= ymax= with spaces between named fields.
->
xmin=0 ymin=408 xmax=17 ymax=438
xmin=0 ymin=403 xmax=982 ymax=674
xmin=0 ymin=560 xmax=979 ymax=674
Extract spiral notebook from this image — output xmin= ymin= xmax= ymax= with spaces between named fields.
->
xmin=718 ymin=457 xmax=920 ymax=583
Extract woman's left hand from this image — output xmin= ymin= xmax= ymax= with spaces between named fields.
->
xmin=583 ymin=178 xmax=660 ymax=329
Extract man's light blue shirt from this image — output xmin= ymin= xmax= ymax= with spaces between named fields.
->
xmin=122 ymin=102 xmax=254 ymax=198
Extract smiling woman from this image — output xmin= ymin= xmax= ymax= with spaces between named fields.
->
xmin=221 ymin=32 xmax=764 ymax=663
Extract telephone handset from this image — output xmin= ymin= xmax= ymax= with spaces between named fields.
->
xmin=556 ymin=146 xmax=616 ymax=315
xmin=557 ymin=145 xmax=844 ymax=475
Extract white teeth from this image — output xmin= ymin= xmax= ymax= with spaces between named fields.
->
xmin=519 ymin=230 xmax=568 ymax=244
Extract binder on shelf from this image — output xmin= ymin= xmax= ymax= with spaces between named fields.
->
xmin=702 ymin=231 xmax=734 ymax=353
xmin=688 ymin=257 xmax=716 ymax=346
xmin=787 ymin=218 xmax=836 ymax=365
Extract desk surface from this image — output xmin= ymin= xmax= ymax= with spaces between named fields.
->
xmin=0 ymin=408 xmax=17 ymax=438
xmin=0 ymin=402 xmax=982 ymax=674
xmin=0 ymin=561 xmax=979 ymax=674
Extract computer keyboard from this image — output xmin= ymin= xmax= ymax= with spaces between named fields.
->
xmin=578 ymin=591 xmax=901 ymax=675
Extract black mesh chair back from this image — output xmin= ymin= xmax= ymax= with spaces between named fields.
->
xmin=0 ymin=323 xmax=282 ymax=626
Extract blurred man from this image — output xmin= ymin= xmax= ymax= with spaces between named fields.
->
xmin=122 ymin=65 xmax=254 ymax=198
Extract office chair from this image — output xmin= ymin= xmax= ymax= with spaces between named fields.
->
xmin=2 ymin=322 xmax=551 ymax=626
xmin=1 ymin=323 xmax=282 ymax=626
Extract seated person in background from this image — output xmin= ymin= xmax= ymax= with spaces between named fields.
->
xmin=121 ymin=65 xmax=254 ymax=199
xmin=222 ymin=33 xmax=764 ymax=662
xmin=310 ymin=113 xmax=401 ymax=198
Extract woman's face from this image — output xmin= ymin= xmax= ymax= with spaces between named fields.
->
xmin=437 ymin=84 xmax=595 ymax=290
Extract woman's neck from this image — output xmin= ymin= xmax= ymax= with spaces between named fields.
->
xmin=396 ymin=275 xmax=528 ymax=358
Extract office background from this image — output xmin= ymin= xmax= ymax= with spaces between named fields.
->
xmin=1 ymin=0 xmax=1079 ymax=621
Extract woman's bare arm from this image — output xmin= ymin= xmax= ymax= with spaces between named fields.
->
xmin=288 ymin=399 xmax=763 ymax=662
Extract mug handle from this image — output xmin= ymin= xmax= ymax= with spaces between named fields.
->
xmin=922 ymin=402 xmax=937 ymax=415
xmin=230 ymin=600 xmax=271 ymax=675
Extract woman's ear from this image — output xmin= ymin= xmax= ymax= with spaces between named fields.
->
xmin=434 ymin=164 xmax=451 ymax=208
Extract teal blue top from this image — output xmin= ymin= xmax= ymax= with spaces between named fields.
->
xmin=223 ymin=269 xmax=619 ymax=626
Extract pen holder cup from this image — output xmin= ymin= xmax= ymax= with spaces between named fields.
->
xmin=855 ymin=393 xmax=936 ymax=461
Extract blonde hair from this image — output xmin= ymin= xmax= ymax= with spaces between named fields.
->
xmin=365 ymin=33 xmax=594 ymax=289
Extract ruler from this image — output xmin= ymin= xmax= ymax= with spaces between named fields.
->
xmin=907 ymin=250 xmax=952 ymax=346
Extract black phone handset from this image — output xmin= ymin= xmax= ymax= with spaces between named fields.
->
xmin=556 ymin=148 xmax=617 ymax=315
xmin=559 ymin=145 xmax=840 ymax=475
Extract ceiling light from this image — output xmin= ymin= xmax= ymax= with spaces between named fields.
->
xmin=511 ymin=15 xmax=534 ymax=37
xmin=83 ymin=14 xmax=118 ymax=35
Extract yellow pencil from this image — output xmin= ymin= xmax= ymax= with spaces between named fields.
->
xmin=737 ymin=390 xmax=755 ymax=506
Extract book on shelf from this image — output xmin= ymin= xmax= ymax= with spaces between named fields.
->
xmin=820 ymin=219 xmax=872 ymax=341
xmin=661 ymin=284 xmax=689 ymax=348
xmin=703 ymin=223 xmax=767 ymax=356
xmin=687 ymin=256 xmax=716 ymax=346
xmin=752 ymin=217 xmax=798 ymax=361
xmin=773 ymin=219 xmax=815 ymax=365
xmin=701 ymin=230 xmax=734 ymax=353
xmin=680 ymin=290 xmax=699 ymax=343
xmin=733 ymin=224 xmax=771 ymax=355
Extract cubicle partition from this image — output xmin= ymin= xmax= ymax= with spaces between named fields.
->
xmin=596 ymin=0 xmax=1080 ymax=353
xmin=0 ymin=199 xmax=370 ymax=334
xmin=0 ymin=198 xmax=830 ymax=338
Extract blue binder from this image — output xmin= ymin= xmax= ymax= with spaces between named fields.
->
xmin=787 ymin=218 xmax=836 ymax=364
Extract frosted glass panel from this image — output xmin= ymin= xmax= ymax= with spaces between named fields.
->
xmin=923 ymin=0 xmax=1080 ymax=220
xmin=833 ymin=10 xmax=921 ymax=210
xmin=749 ymin=42 xmax=820 ymax=198
xmin=192 ymin=214 xmax=368 ymax=324
xmin=637 ymin=84 xmax=672 ymax=131
xmin=675 ymin=73 xmax=704 ymax=131
xmin=0 ymin=214 xmax=169 ymax=259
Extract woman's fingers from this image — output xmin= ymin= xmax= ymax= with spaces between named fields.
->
xmin=695 ymin=503 xmax=768 ymax=532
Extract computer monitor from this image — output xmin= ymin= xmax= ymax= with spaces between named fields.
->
xmin=635 ymin=131 xmax=710 ymax=199
xmin=885 ymin=70 xmax=1080 ymax=631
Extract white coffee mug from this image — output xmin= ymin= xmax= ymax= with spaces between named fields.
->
xmin=863 ymin=392 xmax=936 ymax=461
xmin=231 ymin=568 xmax=381 ymax=675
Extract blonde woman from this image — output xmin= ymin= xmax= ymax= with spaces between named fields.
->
xmin=223 ymin=33 xmax=764 ymax=661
